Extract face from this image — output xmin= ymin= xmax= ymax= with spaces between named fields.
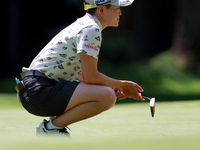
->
xmin=103 ymin=5 xmax=122 ymax=27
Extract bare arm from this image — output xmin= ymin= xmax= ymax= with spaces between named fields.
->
xmin=79 ymin=53 xmax=145 ymax=101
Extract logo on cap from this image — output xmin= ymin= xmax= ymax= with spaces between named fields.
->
xmin=94 ymin=0 xmax=107 ymax=4
xmin=119 ymin=0 xmax=131 ymax=5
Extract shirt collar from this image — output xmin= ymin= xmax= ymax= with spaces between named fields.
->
xmin=86 ymin=13 xmax=102 ymax=31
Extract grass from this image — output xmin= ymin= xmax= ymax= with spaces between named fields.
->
xmin=0 ymin=94 xmax=200 ymax=150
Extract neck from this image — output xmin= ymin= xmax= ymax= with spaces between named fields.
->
xmin=93 ymin=14 xmax=107 ymax=30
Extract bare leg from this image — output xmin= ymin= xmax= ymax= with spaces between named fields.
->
xmin=52 ymin=82 xmax=117 ymax=127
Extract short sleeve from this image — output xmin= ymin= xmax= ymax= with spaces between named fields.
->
xmin=76 ymin=25 xmax=102 ymax=59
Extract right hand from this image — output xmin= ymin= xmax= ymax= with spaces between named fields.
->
xmin=121 ymin=81 xmax=145 ymax=101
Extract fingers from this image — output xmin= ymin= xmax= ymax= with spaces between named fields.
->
xmin=135 ymin=84 xmax=144 ymax=92
xmin=117 ymin=91 xmax=127 ymax=100
xmin=114 ymin=88 xmax=147 ymax=101
xmin=139 ymin=93 xmax=145 ymax=101
xmin=114 ymin=89 xmax=127 ymax=100
xmin=133 ymin=83 xmax=145 ymax=101
xmin=114 ymin=82 xmax=146 ymax=101
xmin=131 ymin=92 xmax=145 ymax=101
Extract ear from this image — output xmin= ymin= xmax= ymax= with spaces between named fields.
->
xmin=98 ymin=5 xmax=105 ymax=15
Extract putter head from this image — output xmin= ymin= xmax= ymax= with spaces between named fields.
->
xmin=150 ymin=97 xmax=155 ymax=117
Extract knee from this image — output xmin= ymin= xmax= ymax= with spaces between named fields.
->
xmin=100 ymin=87 xmax=117 ymax=110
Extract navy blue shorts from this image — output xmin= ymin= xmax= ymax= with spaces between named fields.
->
xmin=19 ymin=76 xmax=80 ymax=117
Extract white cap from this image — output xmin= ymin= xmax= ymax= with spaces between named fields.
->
xmin=84 ymin=0 xmax=134 ymax=10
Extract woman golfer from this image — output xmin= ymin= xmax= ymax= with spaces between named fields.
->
xmin=16 ymin=0 xmax=146 ymax=136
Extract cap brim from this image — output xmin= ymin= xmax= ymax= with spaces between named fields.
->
xmin=112 ymin=0 xmax=134 ymax=7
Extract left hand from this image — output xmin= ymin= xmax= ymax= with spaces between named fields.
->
xmin=114 ymin=88 xmax=127 ymax=100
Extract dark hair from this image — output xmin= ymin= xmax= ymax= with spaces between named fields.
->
xmin=87 ymin=4 xmax=111 ymax=15
xmin=87 ymin=8 xmax=97 ymax=15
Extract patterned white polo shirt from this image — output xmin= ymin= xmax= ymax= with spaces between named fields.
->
xmin=28 ymin=13 xmax=102 ymax=82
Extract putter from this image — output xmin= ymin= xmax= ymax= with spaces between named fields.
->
xmin=142 ymin=96 xmax=156 ymax=117
xmin=150 ymin=97 xmax=155 ymax=117
xmin=114 ymin=89 xmax=155 ymax=117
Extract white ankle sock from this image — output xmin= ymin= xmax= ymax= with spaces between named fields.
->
xmin=46 ymin=119 xmax=63 ymax=130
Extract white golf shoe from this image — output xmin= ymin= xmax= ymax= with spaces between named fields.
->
xmin=36 ymin=119 xmax=70 ymax=136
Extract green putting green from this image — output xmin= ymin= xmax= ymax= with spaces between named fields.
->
xmin=0 ymin=94 xmax=200 ymax=150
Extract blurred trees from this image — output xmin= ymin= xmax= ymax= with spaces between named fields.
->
xmin=172 ymin=0 xmax=200 ymax=69
xmin=3 ymin=0 xmax=200 ymax=78
xmin=3 ymin=0 xmax=83 ymax=78
xmin=101 ymin=0 xmax=177 ymax=62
